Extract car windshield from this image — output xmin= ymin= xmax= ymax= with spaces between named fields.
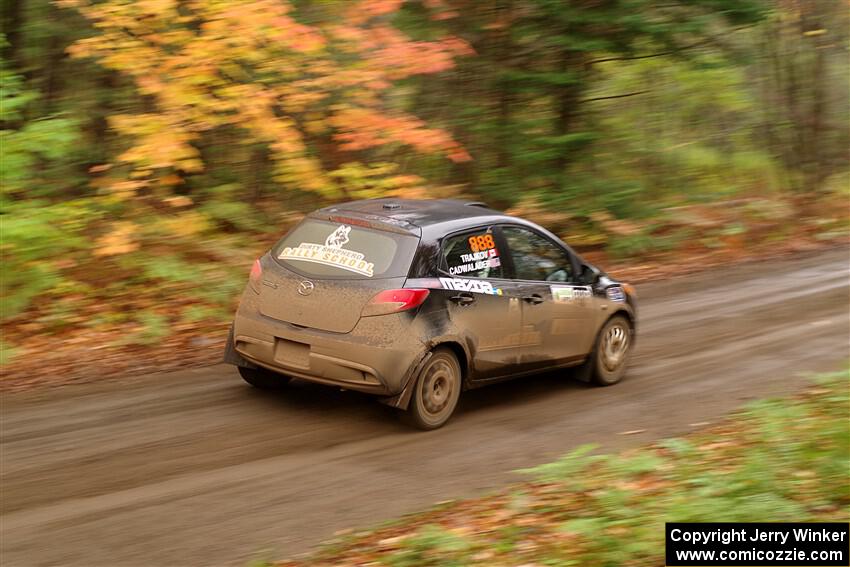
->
xmin=272 ymin=219 xmax=419 ymax=279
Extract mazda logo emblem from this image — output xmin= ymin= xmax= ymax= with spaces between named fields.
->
xmin=297 ymin=280 xmax=315 ymax=296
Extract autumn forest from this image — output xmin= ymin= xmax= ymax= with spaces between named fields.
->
xmin=1 ymin=0 xmax=848 ymax=371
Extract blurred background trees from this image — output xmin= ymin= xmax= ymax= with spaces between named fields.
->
xmin=1 ymin=0 xmax=848 ymax=348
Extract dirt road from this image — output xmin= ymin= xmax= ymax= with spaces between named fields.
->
xmin=2 ymin=248 xmax=848 ymax=566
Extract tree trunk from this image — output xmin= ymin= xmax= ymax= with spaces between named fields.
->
xmin=553 ymin=51 xmax=582 ymax=178
xmin=1 ymin=0 xmax=24 ymax=69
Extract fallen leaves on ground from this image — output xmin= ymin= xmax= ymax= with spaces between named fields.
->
xmin=270 ymin=371 xmax=849 ymax=567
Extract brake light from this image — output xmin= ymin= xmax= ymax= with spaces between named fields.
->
xmin=328 ymin=215 xmax=373 ymax=229
xmin=361 ymin=289 xmax=430 ymax=317
xmin=248 ymin=259 xmax=262 ymax=293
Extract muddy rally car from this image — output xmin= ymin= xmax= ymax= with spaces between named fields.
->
xmin=224 ymin=199 xmax=636 ymax=429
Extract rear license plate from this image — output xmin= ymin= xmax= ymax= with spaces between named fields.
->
xmin=274 ymin=338 xmax=310 ymax=369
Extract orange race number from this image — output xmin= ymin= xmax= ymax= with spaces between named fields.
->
xmin=468 ymin=234 xmax=496 ymax=253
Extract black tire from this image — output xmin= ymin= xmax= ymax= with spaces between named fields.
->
xmin=589 ymin=315 xmax=633 ymax=386
xmin=403 ymin=348 xmax=462 ymax=430
xmin=238 ymin=366 xmax=290 ymax=390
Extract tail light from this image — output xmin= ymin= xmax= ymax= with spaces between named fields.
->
xmin=248 ymin=258 xmax=262 ymax=293
xmin=361 ymin=289 xmax=430 ymax=317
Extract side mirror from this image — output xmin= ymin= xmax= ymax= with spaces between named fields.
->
xmin=580 ymin=263 xmax=601 ymax=286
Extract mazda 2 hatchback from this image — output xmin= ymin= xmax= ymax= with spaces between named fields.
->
xmin=224 ymin=199 xmax=636 ymax=429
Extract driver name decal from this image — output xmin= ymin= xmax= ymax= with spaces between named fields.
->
xmin=449 ymin=249 xmax=501 ymax=275
xmin=278 ymin=224 xmax=375 ymax=277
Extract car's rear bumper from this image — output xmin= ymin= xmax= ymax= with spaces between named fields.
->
xmin=229 ymin=290 xmax=425 ymax=395
xmin=234 ymin=337 xmax=395 ymax=395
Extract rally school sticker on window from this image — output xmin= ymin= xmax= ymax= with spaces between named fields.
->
xmin=278 ymin=225 xmax=375 ymax=277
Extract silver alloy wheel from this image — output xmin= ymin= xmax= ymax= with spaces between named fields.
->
xmin=420 ymin=359 xmax=454 ymax=416
xmin=600 ymin=321 xmax=630 ymax=372
xmin=408 ymin=348 xmax=462 ymax=429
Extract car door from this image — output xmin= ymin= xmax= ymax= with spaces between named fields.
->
xmin=433 ymin=226 xmax=525 ymax=380
xmin=500 ymin=225 xmax=599 ymax=373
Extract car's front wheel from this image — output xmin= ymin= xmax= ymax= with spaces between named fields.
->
xmin=404 ymin=348 xmax=462 ymax=430
xmin=238 ymin=366 xmax=291 ymax=390
xmin=589 ymin=315 xmax=633 ymax=386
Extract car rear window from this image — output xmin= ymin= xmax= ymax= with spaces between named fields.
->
xmin=273 ymin=219 xmax=419 ymax=279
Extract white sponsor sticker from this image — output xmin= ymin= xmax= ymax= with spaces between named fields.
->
xmin=324 ymin=224 xmax=351 ymax=248
xmin=278 ymin=224 xmax=375 ymax=277
xmin=550 ymin=285 xmax=592 ymax=303
xmin=439 ymin=277 xmax=503 ymax=295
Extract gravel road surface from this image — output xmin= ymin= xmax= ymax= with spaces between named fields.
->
xmin=2 ymin=248 xmax=848 ymax=566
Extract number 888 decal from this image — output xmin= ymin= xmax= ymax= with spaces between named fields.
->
xmin=468 ymin=234 xmax=496 ymax=253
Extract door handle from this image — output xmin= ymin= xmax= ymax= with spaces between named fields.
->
xmin=449 ymin=293 xmax=475 ymax=306
xmin=523 ymin=294 xmax=545 ymax=305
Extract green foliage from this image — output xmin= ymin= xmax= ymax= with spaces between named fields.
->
xmin=137 ymin=254 xmax=200 ymax=287
xmin=133 ymin=311 xmax=170 ymax=345
xmin=198 ymin=200 xmax=263 ymax=232
xmin=567 ymin=52 xmax=784 ymax=218
xmin=0 ymin=340 xmax=19 ymax=366
xmin=0 ymin=114 xmax=79 ymax=194
xmin=523 ymin=372 xmax=849 ymax=534
xmin=0 ymin=50 xmax=85 ymax=197
xmin=398 ymin=0 xmax=769 ymax=206
xmin=0 ymin=66 xmax=38 ymax=121
xmin=0 ymin=199 xmax=96 ymax=318
xmin=301 ymin=370 xmax=849 ymax=566
xmin=181 ymin=305 xmax=229 ymax=324
xmin=607 ymin=452 xmax=665 ymax=476
xmin=520 ymin=443 xmax=604 ymax=482
xmin=607 ymin=234 xmax=659 ymax=259
xmin=383 ymin=525 xmax=472 ymax=567
xmin=1 ymin=0 xmax=847 ymax=350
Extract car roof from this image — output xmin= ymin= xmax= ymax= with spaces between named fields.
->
xmin=310 ymin=198 xmax=585 ymax=265
xmin=314 ymin=198 xmax=521 ymax=237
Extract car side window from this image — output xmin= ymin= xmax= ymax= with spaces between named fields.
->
xmin=502 ymin=226 xmax=573 ymax=282
xmin=441 ymin=227 xmax=504 ymax=279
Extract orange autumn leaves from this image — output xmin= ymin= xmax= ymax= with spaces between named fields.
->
xmin=60 ymin=0 xmax=471 ymax=199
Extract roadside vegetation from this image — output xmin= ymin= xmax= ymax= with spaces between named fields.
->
xmin=258 ymin=368 xmax=849 ymax=567
xmin=1 ymin=0 xmax=848 ymax=383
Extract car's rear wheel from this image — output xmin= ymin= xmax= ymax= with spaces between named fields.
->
xmin=404 ymin=348 xmax=462 ymax=430
xmin=589 ymin=315 xmax=632 ymax=386
xmin=238 ymin=366 xmax=290 ymax=390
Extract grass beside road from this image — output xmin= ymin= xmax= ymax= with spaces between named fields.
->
xmin=263 ymin=369 xmax=849 ymax=567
